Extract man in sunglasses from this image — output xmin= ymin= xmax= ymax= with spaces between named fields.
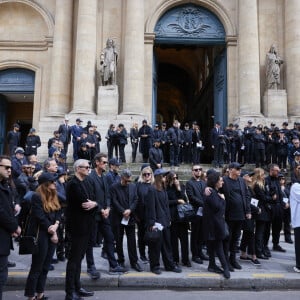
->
xmin=0 ymin=155 xmax=21 ymax=300
xmin=110 ymin=169 xmax=142 ymax=272
xmin=186 ymin=165 xmax=209 ymax=264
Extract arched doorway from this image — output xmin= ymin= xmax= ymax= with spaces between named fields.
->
xmin=0 ymin=68 xmax=35 ymax=154
xmin=153 ymin=4 xmax=227 ymax=162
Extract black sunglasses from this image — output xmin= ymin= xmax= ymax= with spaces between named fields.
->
xmin=193 ymin=168 xmax=202 ymax=172
xmin=0 ymin=165 xmax=11 ymax=170
xmin=143 ymin=173 xmax=151 ymax=176
xmin=78 ymin=166 xmax=90 ymax=170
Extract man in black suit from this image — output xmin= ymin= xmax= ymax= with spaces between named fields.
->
xmin=186 ymin=165 xmax=209 ymax=264
xmin=6 ymin=123 xmax=20 ymax=156
xmin=65 ymin=159 xmax=97 ymax=300
xmin=222 ymin=162 xmax=251 ymax=270
xmin=110 ymin=169 xmax=142 ymax=272
xmin=0 ymin=155 xmax=21 ymax=300
xmin=210 ymin=121 xmax=226 ymax=168
xmin=58 ymin=117 xmax=71 ymax=157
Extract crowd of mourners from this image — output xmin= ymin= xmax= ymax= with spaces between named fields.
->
xmin=1 ymin=117 xmax=300 ymax=300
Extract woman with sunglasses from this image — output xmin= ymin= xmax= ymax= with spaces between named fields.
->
xmin=144 ymin=169 xmax=182 ymax=275
xmin=166 ymin=171 xmax=191 ymax=267
xmin=136 ymin=166 xmax=154 ymax=263
xmin=24 ymin=172 xmax=61 ymax=300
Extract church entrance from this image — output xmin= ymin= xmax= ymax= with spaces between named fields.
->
xmin=153 ymin=4 xmax=227 ymax=163
xmin=0 ymin=68 xmax=35 ymax=154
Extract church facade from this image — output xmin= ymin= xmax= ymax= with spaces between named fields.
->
xmin=0 ymin=0 xmax=299 ymax=158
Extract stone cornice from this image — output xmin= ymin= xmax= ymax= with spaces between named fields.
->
xmin=0 ymin=38 xmax=53 ymax=51
xmin=144 ymin=33 xmax=156 ymax=44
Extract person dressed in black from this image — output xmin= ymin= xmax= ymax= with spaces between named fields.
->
xmin=136 ymin=165 xmax=154 ymax=263
xmin=65 ymin=159 xmax=97 ymax=300
xmin=250 ymin=168 xmax=271 ymax=259
xmin=106 ymin=124 xmax=118 ymax=160
xmin=115 ymin=123 xmax=128 ymax=163
xmin=222 ymin=162 xmax=251 ymax=271
xmin=186 ymin=165 xmax=208 ymax=264
xmin=243 ymin=120 xmax=255 ymax=164
xmin=144 ymin=168 xmax=182 ymax=275
xmin=166 ymin=171 xmax=190 ymax=267
xmin=0 ymin=156 xmax=21 ymax=300
xmin=58 ymin=117 xmax=71 ymax=157
xmin=138 ymin=120 xmax=153 ymax=163
xmin=24 ymin=172 xmax=61 ymax=300
xmin=25 ymin=128 xmax=41 ymax=157
xmin=275 ymin=130 xmax=289 ymax=173
xmin=191 ymin=123 xmax=202 ymax=165
xmin=264 ymin=164 xmax=289 ymax=255
xmin=203 ymin=170 xmax=230 ymax=279
xmin=149 ymin=139 xmax=163 ymax=171
xmin=210 ymin=121 xmax=225 ymax=168
xmin=167 ymin=120 xmax=182 ymax=168
xmin=130 ymin=122 xmax=139 ymax=163
xmin=110 ymin=169 xmax=142 ymax=272
xmin=7 ymin=123 xmax=21 ymax=157
xmin=253 ymin=127 xmax=266 ymax=168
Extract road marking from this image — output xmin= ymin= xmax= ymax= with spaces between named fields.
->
xmin=8 ymin=271 xmax=28 ymax=276
xmin=252 ymin=273 xmax=284 ymax=278
xmin=188 ymin=273 xmax=220 ymax=278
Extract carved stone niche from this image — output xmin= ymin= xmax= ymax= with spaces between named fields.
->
xmin=263 ymin=89 xmax=287 ymax=118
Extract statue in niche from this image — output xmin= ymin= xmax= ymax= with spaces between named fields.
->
xmin=100 ymin=38 xmax=118 ymax=86
xmin=266 ymin=44 xmax=283 ymax=90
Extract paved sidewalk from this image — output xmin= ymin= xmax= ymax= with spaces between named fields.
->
xmin=6 ymin=237 xmax=300 ymax=291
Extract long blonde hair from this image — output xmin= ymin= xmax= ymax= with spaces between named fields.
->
xmin=36 ymin=182 xmax=61 ymax=213
xmin=250 ymin=168 xmax=265 ymax=190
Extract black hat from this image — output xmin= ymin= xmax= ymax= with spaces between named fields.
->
xmin=241 ymin=170 xmax=254 ymax=177
xmin=57 ymin=168 xmax=67 ymax=177
xmin=140 ymin=163 xmax=150 ymax=171
xmin=76 ymin=118 xmax=83 ymax=122
xmin=228 ymin=162 xmax=242 ymax=169
xmin=38 ymin=172 xmax=57 ymax=185
xmin=282 ymin=122 xmax=288 ymax=126
xmin=142 ymin=119 xmax=147 ymax=124
xmin=154 ymin=168 xmax=169 ymax=177
xmin=271 ymin=123 xmax=276 ymax=126
xmin=109 ymin=158 xmax=121 ymax=166
xmin=153 ymin=138 xmax=161 ymax=143
xmin=13 ymin=123 xmax=20 ymax=128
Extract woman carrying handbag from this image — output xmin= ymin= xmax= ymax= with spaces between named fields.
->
xmin=24 ymin=172 xmax=61 ymax=300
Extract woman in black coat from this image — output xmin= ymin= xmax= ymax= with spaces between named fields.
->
xmin=25 ymin=128 xmax=41 ymax=157
xmin=203 ymin=171 xmax=230 ymax=279
xmin=250 ymin=168 xmax=271 ymax=259
xmin=166 ymin=171 xmax=190 ymax=267
xmin=24 ymin=172 xmax=61 ymax=300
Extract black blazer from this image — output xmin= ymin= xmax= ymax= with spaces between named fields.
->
xmin=203 ymin=189 xmax=226 ymax=241
xmin=144 ymin=186 xmax=171 ymax=228
xmin=110 ymin=182 xmax=138 ymax=225
xmin=185 ymin=178 xmax=206 ymax=211
xmin=0 ymin=181 xmax=18 ymax=256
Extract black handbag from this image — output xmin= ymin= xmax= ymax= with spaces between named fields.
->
xmin=144 ymin=228 xmax=161 ymax=244
xmin=177 ymin=203 xmax=195 ymax=222
xmin=19 ymin=211 xmax=39 ymax=255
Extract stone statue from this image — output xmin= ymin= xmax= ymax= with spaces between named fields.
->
xmin=100 ymin=38 xmax=118 ymax=86
xmin=266 ymin=44 xmax=283 ymax=90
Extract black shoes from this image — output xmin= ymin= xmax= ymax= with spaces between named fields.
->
xmin=285 ymin=238 xmax=293 ymax=244
xmin=207 ymin=265 xmax=223 ymax=274
xmin=151 ymin=268 xmax=162 ymax=275
xmin=65 ymin=292 xmax=83 ymax=300
xmin=263 ymin=247 xmax=272 ymax=257
xmin=256 ymin=254 xmax=269 ymax=260
xmin=109 ymin=264 xmax=129 ymax=274
xmin=166 ymin=265 xmax=182 ymax=273
xmin=192 ymin=257 xmax=203 ymax=264
xmin=140 ymin=256 xmax=149 ymax=264
xmin=77 ymin=287 xmax=94 ymax=297
xmin=230 ymin=260 xmax=242 ymax=270
xmin=199 ymin=253 xmax=209 ymax=261
xmin=182 ymin=261 xmax=192 ymax=267
xmin=87 ymin=265 xmax=101 ymax=280
xmin=223 ymin=268 xmax=231 ymax=279
xmin=273 ymin=245 xmax=286 ymax=252
xmin=131 ymin=262 xmax=143 ymax=272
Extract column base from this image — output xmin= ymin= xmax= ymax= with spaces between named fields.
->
xmin=97 ymin=85 xmax=119 ymax=116
xmin=263 ymin=89 xmax=287 ymax=118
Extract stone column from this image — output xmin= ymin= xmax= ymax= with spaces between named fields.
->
xmin=238 ymin=0 xmax=261 ymax=116
xmin=122 ymin=0 xmax=145 ymax=114
xmin=71 ymin=0 xmax=97 ymax=114
xmin=285 ymin=0 xmax=300 ymax=116
xmin=48 ymin=0 xmax=73 ymax=116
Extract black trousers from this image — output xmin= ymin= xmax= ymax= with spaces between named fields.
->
xmin=24 ymin=231 xmax=56 ymax=297
xmin=227 ymin=220 xmax=243 ymax=260
xmin=240 ymin=225 xmax=255 ymax=255
xmin=131 ymin=142 xmax=138 ymax=163
xmin=118 ymin=144 xmax=126 ymax=163
xmin=65 ymin=233 xmax=90 ymax=296
xmin=255 ymin=220 xmax=267 ymax=255
xmin=148 ymin=227 xmax=175 ymax=271
xmin=294 ymin=227 xmax=300 ymax=269
xmin=113 ymin=223 xmax=138 ymax=266
xmin=283 ymin=207 xmax=292 ymax=240
xmin=0 ymin=255 xmax=8 ymax=300
xmin=190 ymin=216 xmax=204 ymax=258
xmin=207 ymin=239 xmax=229 ymax=271
xmin=86 ymin=218 xmax=118 ymax=269
xmin=137 ymin=220 xmax=147 ymax=258
xmin=170 ymin=221 xmax=189 ymax=264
